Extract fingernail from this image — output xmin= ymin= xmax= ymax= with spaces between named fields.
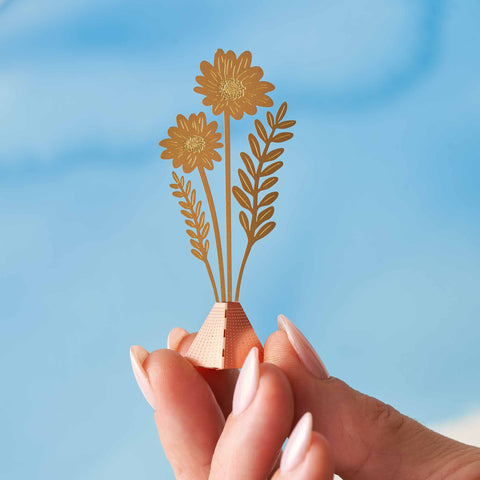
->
xmin=167 ymin=327 xmax=189 ymax=350
xmin=130 ymin=345 xmax=156 ymax=409
xmin=232 ymin=347 xmax=259 ymax=416
xmin=281 ymin=412 xmax=313 ymax=473
xmin=278 ymin=315 xmax=329 ymax=379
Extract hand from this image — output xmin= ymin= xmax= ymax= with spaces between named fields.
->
xmin=130 ymin=316 xmax=480 ymax=480
xmin=130 ymin=334 xmax=334 ymax=479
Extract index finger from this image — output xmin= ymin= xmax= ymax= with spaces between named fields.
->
xmin=144 ymin=348 xmax=225 ymax=480
xmin=169 ymin=328 xmax=240 ymax=419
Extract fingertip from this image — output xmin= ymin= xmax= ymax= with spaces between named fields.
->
xmin=129 ymin=345 xmax=156 ymax=409
xmin=273 ymin=430 xmax=334 ymax=480
xmin=143 ymin=348 xmax=195 ymax=393
xmin=167 ymin=327 xmax=189 ymax=350
xmin=177 ymin=332 xmax=197 ymax=355
xmin=130 ymin=344 xmax=149 ymax=364
xmin=280 ymin=412 xmax=313 ymax=473
xmin=264 ymin=329 xmax=300 ymax=370
xmin=209 ymin=359 xmax=295 ymax=480
xmin=309 ymin=432 xmax=335 ymax=477
xmin=258 ymin=362 xmax=295 ymax=420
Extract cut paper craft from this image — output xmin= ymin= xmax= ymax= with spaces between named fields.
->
xmin=186 ymin=302 xmax=263 ymax=369
xmin=159 ymin=49 xmax=295 ymax=369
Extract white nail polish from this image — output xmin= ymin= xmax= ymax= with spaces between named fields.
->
xmin=130 ymin=345 xmax=156 ymax=409
xmin=281 ymin=412 xmax=313 ymax=472
xmin=232 ymin=347 xmax=259 ymax=416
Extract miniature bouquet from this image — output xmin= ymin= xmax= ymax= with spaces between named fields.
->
xmin=159 ymin=49 xmax=295 ymax=369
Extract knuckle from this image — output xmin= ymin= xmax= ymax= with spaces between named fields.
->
xmin=364 ymin=395 xmax=406 ymax=435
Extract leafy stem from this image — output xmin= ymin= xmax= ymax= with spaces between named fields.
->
xmin=233 ymin=102 xmax=295 ymax=301
xmin=170 ymin=171 xmax=219 ymax=302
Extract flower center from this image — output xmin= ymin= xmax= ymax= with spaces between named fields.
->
xmin=184 ymin=135 xmax=206 ymax=153
xmin=219 ymin=78 xmax=245 ymax=101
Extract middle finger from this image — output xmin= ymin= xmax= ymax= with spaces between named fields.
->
xmin=209 ymin=348 xmax=294 ymax=480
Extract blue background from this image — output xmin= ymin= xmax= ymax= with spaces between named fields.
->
xmin=1 ymin=0 xmax=479 ymax=478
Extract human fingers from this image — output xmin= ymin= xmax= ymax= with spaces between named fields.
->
xmin=209 ymin=347 xmax=294 ymax=480
xmin=264 ymin=316 xmax=480 ymax=480
xmin=167 ymin=327 xmax=190 ymax=351
xmin=271 ymin=413 xmax=334 ymax=480
xmin=168 ymin=327 xmax=239 ymax=419
xmin=130 ymin=346 xmax=224 ymax=480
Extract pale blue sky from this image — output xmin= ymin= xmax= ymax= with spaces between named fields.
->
xmin=1 ymin=0 xmax=479 ymax=478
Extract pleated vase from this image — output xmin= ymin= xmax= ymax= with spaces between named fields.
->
xmin=185 ymin=302 xmax=263 ymax=369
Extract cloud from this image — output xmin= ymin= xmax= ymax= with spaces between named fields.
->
xmin=0 ymin=56 xmax=195 ymax=166
xmin=0 ymin=0 xmax=447 ymax=168
xmin=432 ymin=410 xmax=480 ymax=448
xmin=0 ymin=0 xmax=111 ymax=39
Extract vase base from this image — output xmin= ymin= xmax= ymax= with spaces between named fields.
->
xmin=185 ymin=302 xmax=263 ymax=369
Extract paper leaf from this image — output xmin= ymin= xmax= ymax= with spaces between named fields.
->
xmin=190 ymin=239 xmax=201 ymax=249
xmin=258 ymin=191 xmax=279 ymax=207
xmin=191 ymin=249 xmax=203 ymax=261
xmin=272 ymin=132 xmax=293 ymax=143
xmin=254 ymin=119 xmax=268 ymax=143
xmin=238 ymin=169 xmax=254 ymax=195
xmin=276 ymin=102 xmax=287 ymax=123
xmin=233 ymin=186 xmax=252 ymax=210
xmin=170 ymin=171 xmax=214 ymax=284
xmin=277 ymin=120 xmax=296 ymax=129
xmin=239 ymin=211 xmax=249 ymax=233
xmin=248 ymin=133 xmax=261 ymax=160
xmin=265 ymin=148 xmax=284 ymax=162
xmin=259 ymin=176 xmax=278 ymax=191
xmin=266 ymin=111 xmax=275 ymax=129
xmin=201 ymin=223 xmax=209 ymax=238
xmin=255 ymin=221 xmax=276 ymax=241
xmin=241 ymin=152 xmax=256 ymax=177
xmin=261 ymin=161 xmax=283 ymax=177
xmin=257 ymin=206 xmax=274 ymax=225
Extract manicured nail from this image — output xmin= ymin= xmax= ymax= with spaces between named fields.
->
xmin=281 ymin=412 xmax=313 ymax=473
xmin=232 ymin=347 xmax=259 ymax=416
xmin=278 ymin=314 xmax=329 ymax=379
xmin=130 ymin=345 xmax=156 ymax=409
xmin=167 ymin=327 xmax=189 ymax=351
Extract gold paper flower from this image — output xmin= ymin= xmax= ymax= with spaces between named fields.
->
xmin=194 ymin=49 xmax=275 ymax=120
xmin=159 ymin=112 xmax=223 ymax=173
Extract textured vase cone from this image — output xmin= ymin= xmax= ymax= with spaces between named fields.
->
xmin=185 ymin=302 xmax=264 ymax=369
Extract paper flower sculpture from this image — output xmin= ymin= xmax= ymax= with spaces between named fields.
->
xmin=194 ymin=49 xmax=275 ymax=120
xmin=159 ymin=112 xmax=223 ymax=173
xmin=159 ymin=49 xmax=295 ymax=369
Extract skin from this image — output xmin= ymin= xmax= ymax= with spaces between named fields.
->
xmin=140 ymin=327 xmax=480 ymax=480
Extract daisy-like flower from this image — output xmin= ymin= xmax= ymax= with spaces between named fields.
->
xmin=194 ymin=49 xmax=275 ymax=120
xmin=159 ymin=112 xmax=223 ymax=173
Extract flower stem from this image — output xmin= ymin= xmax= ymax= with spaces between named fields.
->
xmin=224 ymin=112 xmax=232 ymax=302
xmin=234 ymin=120 xmax=278 ymax=302
xmin=205 ymin=259 xmax=220 ymax=302
xmin=234 ymin=243 xmax=251 ymax=301
xmin=198 ymin=166 xmax=226 ymax=302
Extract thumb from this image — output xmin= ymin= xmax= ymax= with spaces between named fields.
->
xmin=264 ymin=315 xmax=480 ymax=480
